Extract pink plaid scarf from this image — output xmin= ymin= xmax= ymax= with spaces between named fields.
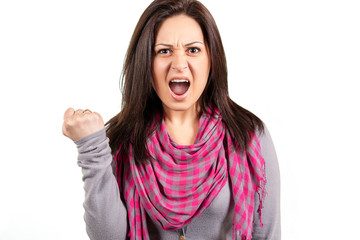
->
xmin=115 ymin=109 xmax=266 ymax=239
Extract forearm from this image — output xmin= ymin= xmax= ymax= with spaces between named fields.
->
xmin=75 ymin=129 xmax=128 ymax=240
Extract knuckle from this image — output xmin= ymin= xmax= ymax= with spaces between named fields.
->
xmin=74 ymin=114 xmax=84 ymax=122
xmin=94 ymin=113 xmax=103 ymax=121
xmin=92 ymin=113 xmax=100 ymax=120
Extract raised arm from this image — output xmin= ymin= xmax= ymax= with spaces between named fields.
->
xmin=63 ymin=108 xmax=128 ymax=240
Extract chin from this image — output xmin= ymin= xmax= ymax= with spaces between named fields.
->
xmin=162 ymin=101 xmax=197 ymax=112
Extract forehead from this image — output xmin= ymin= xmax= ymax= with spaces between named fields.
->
xmin=155 ymin=14 xmax=204 ymax=44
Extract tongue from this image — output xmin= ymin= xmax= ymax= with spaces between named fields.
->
xmin=170 ymin=82 xmax=189 ymax=95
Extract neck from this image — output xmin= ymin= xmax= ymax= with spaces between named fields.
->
xmin=163 ymin=104 xmax=200 ymax=125
xmin=162 ymin=104 xmax=200 ymax=145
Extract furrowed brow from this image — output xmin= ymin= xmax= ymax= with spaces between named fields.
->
xmin=184 ymin=41 xmax=204 ymax=46
xmin=154 ymin=43 xmax=173 ymax=47
xmin=154 ymin=41 xmax=204 ymax=48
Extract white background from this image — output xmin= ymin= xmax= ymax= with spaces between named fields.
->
xmin=1 ymin=0 xmax=359 ymax=239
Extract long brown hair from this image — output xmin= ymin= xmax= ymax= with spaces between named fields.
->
xmin=106 ymin=0 xmax=264 ymax=163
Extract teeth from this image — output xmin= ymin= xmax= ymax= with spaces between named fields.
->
xmin=171 ymin=79 xmax=189 ymax=83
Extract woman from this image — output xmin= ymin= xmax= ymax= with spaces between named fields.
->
xmin=62 ymin=0 xmax=280 ymax=239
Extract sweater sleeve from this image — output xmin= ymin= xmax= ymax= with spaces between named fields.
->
xmin=252 ymin=125 xmax=281 ymax=240
xmin=75 ymin=128 xmax=128 ymax=240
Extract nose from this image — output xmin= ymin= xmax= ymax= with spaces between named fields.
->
xmin=171 ymin=53 xmax=188 ymax=71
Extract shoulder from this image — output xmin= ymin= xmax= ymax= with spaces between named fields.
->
xmin=255 ymin=124 xmax=276 ymax=156
xmin=255 ymin=123 xmax=280 ymax=188
xmin=255 ymin=124 xmax=279 ymax=174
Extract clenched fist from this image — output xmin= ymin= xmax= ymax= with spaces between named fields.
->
xmin=62 ymin=107 xmax=105 ymax=141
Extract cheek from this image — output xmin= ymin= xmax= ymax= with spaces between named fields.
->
xmin=152 ymin=61 xmax=170 ymax=97
xmin=193 ymin=58 xmax=210 ymax=84
xmin=152 ymin=61 xmax=162 ymax=88
xmin=153 ymin=60 xmax=168 ymax=82
xmin=154 ymin=56 xmax=171 ymax=71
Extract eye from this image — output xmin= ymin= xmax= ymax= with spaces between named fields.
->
xmin=157 ymin=49 xmax=171 ymax=54
xmin=187 ymin=47 xmax=200 ymax=54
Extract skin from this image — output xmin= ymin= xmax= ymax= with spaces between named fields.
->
xmin=62 ymin=108 xmax=104 ymax=141
xmin=153 ymin=14 xmax=211 ymax=145
xmin=63 ymin=14 xmax=210 ymax=145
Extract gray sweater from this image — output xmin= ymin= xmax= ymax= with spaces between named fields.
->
xmin=75 ymin=126 xmax=280 ymax=240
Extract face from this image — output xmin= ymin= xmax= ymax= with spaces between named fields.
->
xmin=152 ymin=14 xmax=211 ymax=113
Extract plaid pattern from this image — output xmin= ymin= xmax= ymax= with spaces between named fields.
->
xmin=115 ymin=109 xmax=266 ymax=240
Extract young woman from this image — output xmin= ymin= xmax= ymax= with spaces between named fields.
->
xmin=62 ymin=0 xmax=280 ymax=239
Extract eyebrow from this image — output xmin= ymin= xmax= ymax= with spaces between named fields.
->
xmin=154 ymin=41 xmax=204 ymax=47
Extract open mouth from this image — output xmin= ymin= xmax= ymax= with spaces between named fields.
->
xmin=169 ymin=79 xmax=190 ymax=96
